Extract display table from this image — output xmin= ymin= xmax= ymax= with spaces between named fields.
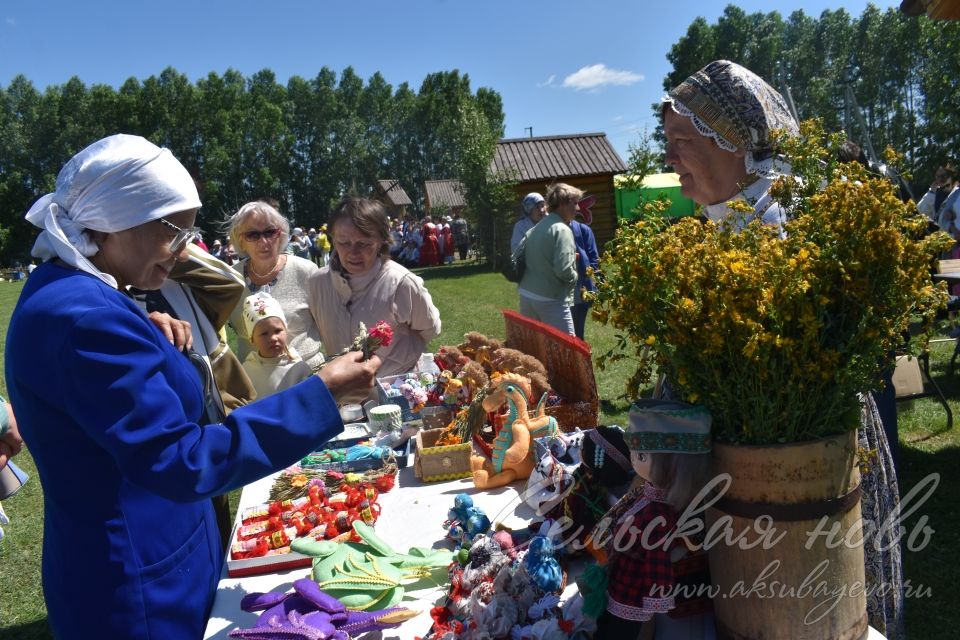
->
xmin=204 ymin=463 xmax=539 ymax=639
xmin=204 ymin=462 xmax=889 ymax=640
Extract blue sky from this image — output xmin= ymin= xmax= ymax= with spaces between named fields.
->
xmin=1 ymin=0 xmax=900 ymax=161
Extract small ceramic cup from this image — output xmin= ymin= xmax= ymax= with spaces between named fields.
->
xmin=369 ymin=404 xmax=403 ymax=433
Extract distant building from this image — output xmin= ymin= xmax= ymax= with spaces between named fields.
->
xmin=375 ymin=179 xmax=413 ymax=219
xmin=490 ymin=132 xmax=627 ymax=250
xmin=424 ymin=179 xmax=467 ymax=218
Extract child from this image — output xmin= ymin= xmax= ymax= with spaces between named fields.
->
xmin=241 ymin=292 xmax=312 ymax=398
xmin=589 ymin=400 xmax=715 ymax=639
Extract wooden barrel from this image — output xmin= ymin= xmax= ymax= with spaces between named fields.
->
xmin=707 ymin=431 xmax=868 ymax=640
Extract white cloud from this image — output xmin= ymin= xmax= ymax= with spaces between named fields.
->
xmin=536 ymin=74 xmax=556 ymax=88
xmin=612 ymin=115 xmax=624 ymax=122
xmin=6 ymin=17 xmax=17 ymax=26
xmin=562 ymin=64 xmax=643 ymax=91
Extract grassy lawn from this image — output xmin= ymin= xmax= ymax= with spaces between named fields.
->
xmin=1 ymin=265 xmax=958 ymax=638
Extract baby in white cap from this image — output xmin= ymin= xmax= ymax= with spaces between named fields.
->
xmin=240 ymin=292 xmax=312 ymax=398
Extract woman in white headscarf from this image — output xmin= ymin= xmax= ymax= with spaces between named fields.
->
xmin=5 ymin=134 xmax=380 ymax=639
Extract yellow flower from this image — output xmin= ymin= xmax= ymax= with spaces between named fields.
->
xmin=291 ymin=474 xmax=308 ymax=488
xmin=590 ymin=118 xmax=950 ymax=445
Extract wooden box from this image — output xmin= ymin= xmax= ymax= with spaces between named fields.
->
xmin=414 ymin=428 xmax=473 ymax=482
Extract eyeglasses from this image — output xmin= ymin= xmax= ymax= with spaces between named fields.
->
xmin=334 ymin=238 xmax=377 ymax=253
xmin=156 ymin=217 xmax=201 ymax=253
xmin=242 ymin=227 xmax=282 ymax=243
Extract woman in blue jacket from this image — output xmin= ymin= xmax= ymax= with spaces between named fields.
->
xmin=570 ymin=219 xmax=599 ymax=341
xmin=5 ymin=134 xmax=379 ymax=639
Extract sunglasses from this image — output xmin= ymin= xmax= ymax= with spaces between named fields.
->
xmin=156 ymin=217 xmax=201 ymax=254
xmin=242 ymin=227 xmax=282 ymax=242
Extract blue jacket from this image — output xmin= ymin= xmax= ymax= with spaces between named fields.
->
xmin=5 ymin=262 xmax=343 ymax=639
xmin=571 ymin=220 xmax=599 ymax=297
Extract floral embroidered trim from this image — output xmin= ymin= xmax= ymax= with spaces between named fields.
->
xmin=606 ymin=594 xmax=675 ymax=621
xmin=625 ymin=431 xmax=712 ymax=454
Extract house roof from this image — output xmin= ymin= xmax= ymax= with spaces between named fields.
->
xmin=376 ymin=179 xmax=413 ymax=206
xmin=900 ymin=0 xmax=960 ymax=19
xmin=490 ymin=132 xmax=627 ymax=182
xmin=424 ymin=179 xmax=466 ymax=209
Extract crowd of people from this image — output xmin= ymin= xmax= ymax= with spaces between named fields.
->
xmin=393 ymin=211 xmax=471 ymax=268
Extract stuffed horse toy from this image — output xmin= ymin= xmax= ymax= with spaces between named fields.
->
xmin=470 ymin=373 xmax=558 ymax=489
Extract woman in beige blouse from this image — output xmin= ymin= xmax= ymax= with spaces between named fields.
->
xmin=309 ymin=197 xmax=441 ymax=377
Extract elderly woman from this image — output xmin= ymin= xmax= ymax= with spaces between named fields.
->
xmin=662 ymin=60 xmax=903 ymax=638
xmin=5 ymin=134 xmax=379 ymax=639
xmin=309 ymin=197 xmax=441 ymax=378
xmin=517 ymin=183 xmax=581 ymax=336
xmin=663 ymin=60 xmax=798 ymax=233
xmin=226 ymin=201 xmax=325 ymax=369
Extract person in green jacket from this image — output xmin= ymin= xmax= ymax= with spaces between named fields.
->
xmin=517 ymin=183 xmax=581 ymax=335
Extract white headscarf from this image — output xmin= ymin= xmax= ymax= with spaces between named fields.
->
xmin=26 ymin=134 xmax=201 ymax=289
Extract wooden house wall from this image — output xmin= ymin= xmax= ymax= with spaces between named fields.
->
xmin=510 ymin=173 xmax=618 ymax=252
xmin=377 ymin=199 xmax=407 ymax=220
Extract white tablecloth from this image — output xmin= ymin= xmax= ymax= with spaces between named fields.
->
xmin=204 ymin=464 xmax=538 ymax=639
xmin=203 ymin=466 xmax=889 ymax=640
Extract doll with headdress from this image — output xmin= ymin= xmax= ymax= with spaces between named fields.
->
xmin=529 ymin=426 xmax=635 ymax=552
xmin=583 ymin=400 xmax=716 ymax=639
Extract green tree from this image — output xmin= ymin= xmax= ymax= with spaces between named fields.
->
xmin=0 ymin=65 xmax=509 ymax=262
xmin=195 ymin=69 xmax=248 ymax=222
xmin=452 ymin=99 xmax=516 ymax=271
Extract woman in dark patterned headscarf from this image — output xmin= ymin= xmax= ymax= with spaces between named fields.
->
xmin=662 ymin=59 xmax=798 ymax=234
xmin=661 ymin=60 xmax=904 ymax=639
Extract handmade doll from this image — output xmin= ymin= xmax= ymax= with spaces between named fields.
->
xmin=444 ymin=493 xmax=491 ymax=546
xmin=533 ymin=426 xmax=634 ymax=551
xmin=586 ymin=400 xmax=716 ymax=639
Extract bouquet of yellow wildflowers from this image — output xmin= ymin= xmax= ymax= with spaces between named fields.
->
xmin=591 ymin=120 xmax=953 ymax=445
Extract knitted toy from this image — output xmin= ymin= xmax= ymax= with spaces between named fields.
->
xmin=470 ymin=373 xmax=558 ymax=490
xmin=444 ymin=493 xmax=491 ymax=546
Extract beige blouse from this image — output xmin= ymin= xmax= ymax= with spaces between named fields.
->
xmin=308 ymin=259 xmax=441 ymax=377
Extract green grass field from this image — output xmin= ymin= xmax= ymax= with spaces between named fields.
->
xmin=0 ymin=265 xmax=957 ymax=638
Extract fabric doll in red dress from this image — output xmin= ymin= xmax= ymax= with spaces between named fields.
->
xmin=589 ymin=400 xmax=716 ymax=639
